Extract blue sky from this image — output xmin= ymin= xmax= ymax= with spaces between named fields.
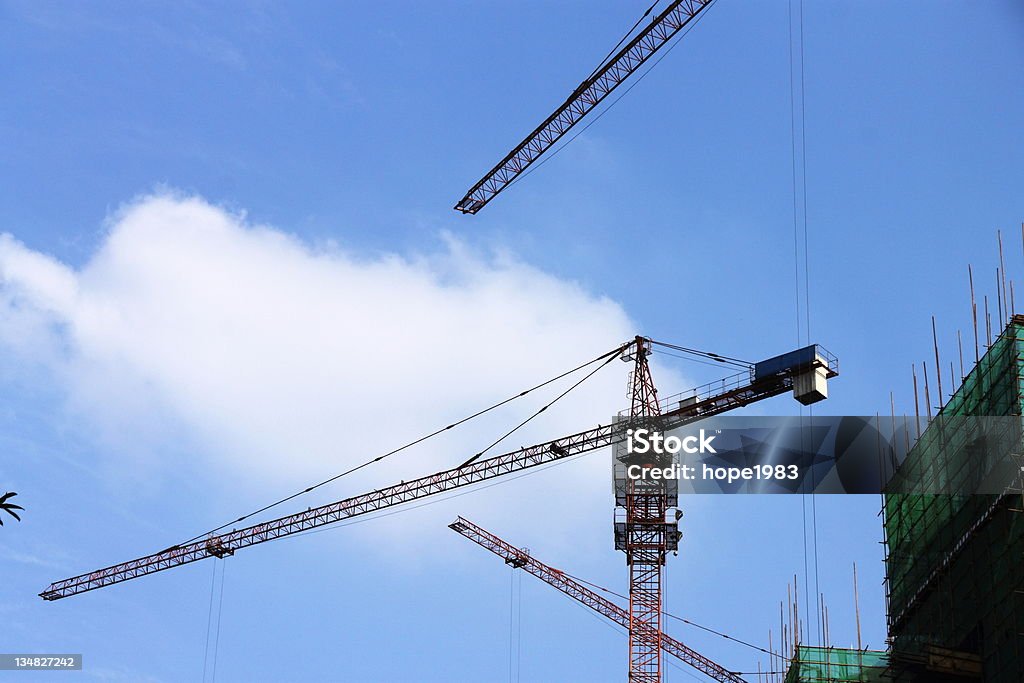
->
xmin=1 ymin=1 xmax=1022 ymax=681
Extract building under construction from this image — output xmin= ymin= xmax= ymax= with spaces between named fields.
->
xmin=784 ymin=314 xmax=1024 ymax=681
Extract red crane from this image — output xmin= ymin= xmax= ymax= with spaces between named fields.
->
xmin=450 ymin=516 xmax=746 ymax=683
xmin=623 ymin=337 xmax=672 ymax=681
xmin=41 ymin=337 xmax=836 ymax=681
xmin=454 ymin=0 xmax=716 ymax=214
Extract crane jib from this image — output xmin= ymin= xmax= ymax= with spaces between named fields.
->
xmin=454 ymin=0 xmax=714 ymax=214
xmin=40 ymin=344 xmax=835 ymax=601
xmin=450 ymin=517 xmax=746 ymax=683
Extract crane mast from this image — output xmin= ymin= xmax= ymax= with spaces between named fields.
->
xmin=454 ymin=0 xmax=714 ymax=214
xmin=450 ymin=517 xmax=746 ymax=683
xmin=624 ymin=337 xmax=670 ymax=682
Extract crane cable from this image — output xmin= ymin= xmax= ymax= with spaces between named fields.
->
xmin=553 ymin=587 xmax=787 ymax=680
xmin=201 ymin=559 xmax=227 ymax=683
xmin=457 ymin=344 xmax=626 ymax=468
xmin=172 ymin=341 xmax=631 ymax=549
xmin=647 ymin=339 xmax=752 ymax=369
xmin=211 ymin=560 xmax=226 ymax=682
xmin=201 ymin=560 xmax=217 ymax=682
xmin=585 ymin=0 xmax=661 ymax=82
xmin=508 ymin=566 xmax=513 ymax=683
xmin=458 ymin=335 xmax=751 ymax=470
xmin=508 ymin=566 xmax=523 ymax=683
xmin=256 ymin=339 xmax=744 ymax=546
xmin=652 ymin=348 xmax=747 ymax=372
xmin=559 ymin=570 xmax=787 ymax=661
xmin=788 ymin=0 xmax=820 ymax=651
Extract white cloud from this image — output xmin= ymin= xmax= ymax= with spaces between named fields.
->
xmin=0 ymin=193 xmax=687 ymax=558
xmin=0 ymin=543 xmax=68 ymax=571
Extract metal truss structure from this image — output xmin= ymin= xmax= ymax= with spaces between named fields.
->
xmin=624 ymin=337 xmax=670 ymax=682
xmin=454 ymin=0 xmax=713 ymax=214
xmin=41 ymin=338 xmax=836 ymax=616
xmin=449 ymin=516 xmax=744 ymax=683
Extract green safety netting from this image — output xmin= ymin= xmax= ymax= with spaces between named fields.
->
xmin=784 ymin=646 xmax=888 ymax=683
xmin=882 ymin=316 xmax=1024 ymax=682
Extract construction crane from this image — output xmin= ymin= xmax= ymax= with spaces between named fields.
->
xmin=454 ymin=0 xmax=715 ymax=214
xmin=616 ymin=338 xmax=833 ymax=682
xmin=41 ymin=337 xmax=837 ymax=680
xmin=623 ymin=337 xmax=672 ymax=681
xmin=450 ymin=516 xmax=746 ymax=683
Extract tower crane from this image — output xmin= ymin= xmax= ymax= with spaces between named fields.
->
xmin=623 ymin=337 xmax=671 ymax=682
xmin=455 ymin=0 xmax=715 ymax=214
xmin=615 ymin=338 xmax=833 ymax=682
xmin=41 ymin=337 xmax=836 ymax=681
xmin=450 ymin=516 xmax=746 ymax=683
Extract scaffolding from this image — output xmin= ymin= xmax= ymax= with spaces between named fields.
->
xmin=882 ymin=315 xmax=1024 ymax=682
xmin=783 ymin=647 xmax=888 ymax=683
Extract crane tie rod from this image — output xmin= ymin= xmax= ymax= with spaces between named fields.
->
xmin=456 ymin=336 xmax=753 ymax=469
xmin=585 ymin=0 xmax=662 ymax=83
xmin=647 ymin=339 xmax=752 ymax=369
xmin=457 ymin=343 xmax=627 ymax=469
xmin=171 ymin=340 xmax=633 ymax=550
